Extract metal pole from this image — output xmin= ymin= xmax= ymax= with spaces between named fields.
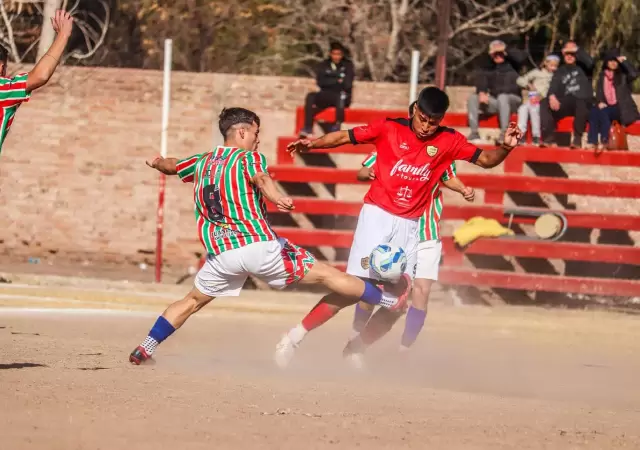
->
xmin=409 ymin=50 xmax=420 ymax=104
xmin=155 ymin=39 xmax=172 ymax=283
xmin=435 ymin=0 xmax=452 ymax=90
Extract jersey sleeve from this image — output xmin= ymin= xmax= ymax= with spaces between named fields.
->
xmin=243 ymin=151 xmax=269 ymax=179
xmin=176 ymin=154 xmax=202 ymax=183
xmin=451 ymin=131 xmax=482 ymax=163
xmin=440 ymin=162 xmax=457 ymax=182
xmin=361 ymin=152 xmax=377 ymax=168
xmin=348 ymin=119 xmax=386 ymax=145
xmin=0 ymin=73 xmax=30 ymax=104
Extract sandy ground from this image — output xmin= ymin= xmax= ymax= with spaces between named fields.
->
xmin=1 ymin=278 xmax=640 ymax=450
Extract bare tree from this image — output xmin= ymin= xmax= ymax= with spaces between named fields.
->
xmin=0 ymin=0 xmax=109 ymax=63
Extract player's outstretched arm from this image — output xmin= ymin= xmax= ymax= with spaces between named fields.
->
xmin=442 ymin=178 xmax=475 ymax=202
xmin=287 ymin=130 xmax=351 ymax=154
xmin=474 ymin=122 xmax=522 ymax=169
xmin=26 ymin=10 xmax=73 ymax=93
xmin=146 ymin=156 xmax=178 ymax=175
xmin=251 ymin=172 xmax=294 ymax=212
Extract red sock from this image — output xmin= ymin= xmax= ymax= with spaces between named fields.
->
xmin=301 ymin=301 xmax=339 ymax=331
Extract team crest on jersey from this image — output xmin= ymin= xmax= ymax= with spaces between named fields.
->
xmin=361 ymin=256 xmax=370 ymax=269
xmin=426 ymin=145 xmax=438 ymax=157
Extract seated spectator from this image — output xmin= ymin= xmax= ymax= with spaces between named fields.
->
xmin=299 ymin=42 xmax=355 ymax=137
xmin=540 ymin=41 xmax=594 ymax=148
xmin=516 ymin=54 xmax=559 ymax=146
xmin=467 ymin=40 xmax=526 ymax=144
xmin=587 ymin=50 xmax=639 ymax=149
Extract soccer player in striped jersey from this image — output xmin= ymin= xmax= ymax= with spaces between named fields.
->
xmin=129 ymin=107 xmax=410 ymax=365
xmin=344 ymin=153 xmax=475 ymax=368
xmin=0 ymin=10 xmax=73 ymax=157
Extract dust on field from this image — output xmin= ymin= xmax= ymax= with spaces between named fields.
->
xmin=1 ymin=282 xmax=640 ymax=450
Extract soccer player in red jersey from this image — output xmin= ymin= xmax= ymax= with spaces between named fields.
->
xmin=275 ymin=86 xmax=522 ymax=367
xmin=128 ymin=108 xmax=410 ymax=365
xmin=0 ymin=10 xmax=73 ymax=156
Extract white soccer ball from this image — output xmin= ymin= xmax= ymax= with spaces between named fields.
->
xmin=369 ymin=244 xmax=407 ymax=282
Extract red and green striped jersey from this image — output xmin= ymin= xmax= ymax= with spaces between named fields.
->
xmin=362 ymin=153 xmax=456 ymax=241
xmin=177 ymin=146 xmax=278 ymax=255
xmin=0 ymin=73 xmax=30 ymax=156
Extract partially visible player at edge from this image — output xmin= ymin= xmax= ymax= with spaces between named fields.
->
xmin=276 ymin=87 xmax=522 ymax=367
xmin=129 ymin=107 xmax=409 ymax=365
xmin=0 ymin=10 xmax=74 ymax=157
xmin=345 ymin=154 xmax=473 ymax=368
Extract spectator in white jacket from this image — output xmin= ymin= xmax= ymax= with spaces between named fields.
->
xmin=516 ymin=54 xmax=560 ymax=146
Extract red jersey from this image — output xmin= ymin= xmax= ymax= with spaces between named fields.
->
xmin=349 ymin=118 xmax=480 ymax=219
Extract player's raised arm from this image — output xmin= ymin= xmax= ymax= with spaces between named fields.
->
xmin=26 ymin=10 xmax=73 ymax=93
xmin=287 ymin=130 xmax=351 ymax=155
xmin=244 ymin=151 xmax=294 ymax=212
xmin=146 ymin=156 xmax=179 ymax=175
xmin=473 ymin=123 xmax=522 ymax=168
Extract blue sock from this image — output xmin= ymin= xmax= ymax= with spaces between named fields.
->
xmin=401 ymin=306 xmax=427 ymax=348
xmin=352 ymin=303 xmax=374 ymax=333
xmin=149 ymin=316 xmax=176 ymax=343
xmin=359 ymin=280 xmax=382 ymax=305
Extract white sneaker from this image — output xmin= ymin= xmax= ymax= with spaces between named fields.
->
xmin=274 ymin=334 xmax=297 ymax=369
xmin=345 ymin=351 xmax=365 ymax=370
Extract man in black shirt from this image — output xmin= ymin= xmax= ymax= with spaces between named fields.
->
xmin=540 ymin=41 xmax=594 ymax=148
xmin=299 ymin=42 xmax=355 ymax=137
xmin=467 ymin=40 xmax=527 ymax=144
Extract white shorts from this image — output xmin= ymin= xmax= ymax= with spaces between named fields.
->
xmin=194 ymin=238 xmax=315 ymax=297
xmin=415 ymin=239 xmax=442 ymax=281
xmin=346 ymin=204 xmax=419 ymax=281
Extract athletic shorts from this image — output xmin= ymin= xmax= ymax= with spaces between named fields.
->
xmin=194 ymin=238 xmax=315 ymax=297
xmin=415 ymin=239 xmax=442 ymax=281
xmin=346 ymin=203 xmax=419 ymax=281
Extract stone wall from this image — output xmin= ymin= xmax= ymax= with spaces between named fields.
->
xmin=0 ymin=66 xmax=637 ymax=269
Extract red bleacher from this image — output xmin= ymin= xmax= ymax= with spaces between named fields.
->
xmin=270 ymin=106 xmax=640 ymax=299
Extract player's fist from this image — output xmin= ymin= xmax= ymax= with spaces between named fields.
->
xmin=51 ymin=10 xmax=74 ymax=37
xmin=287 ymin=138 xmax=312 ymax=155
xmin=462 ymin=186 xmax=475 ymax=202
xmin=146 ymin=155 xmax=162 ymax=169
xmin=367 ymin=167 xmax=376 ymax=180
xmin=276 ymin=196 xmax=294 ymax=212
xmin=502 ymin=122 xmax=523 ymax=149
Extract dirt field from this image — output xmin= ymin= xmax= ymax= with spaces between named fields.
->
xmin=1 ymin=278 xmax=640 ymax=450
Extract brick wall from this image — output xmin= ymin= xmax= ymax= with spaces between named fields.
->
xmin=0 ymin=66 xmax=638 ymax=268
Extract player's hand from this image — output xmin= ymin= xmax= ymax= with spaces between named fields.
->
xmin=287 ymin=139 xmax=312 ymax=155
xmin=502 ymin=122 xmax=523 ymax=149
xmin=146 ymin=155 xmax=162 ymax=169
xmin=549 ymin=95 xmax=560 ymax=111
xmin=367 ymin=167 xmax=376 ymax=180
xmin=51 ymin=9 xmax=73 ymax=38
xmin=276 ymin=196 xmax=294 ymax=212
xmin=462 ymin=186 xmax=475 ymax=202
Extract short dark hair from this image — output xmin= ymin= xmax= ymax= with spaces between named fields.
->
xmin=409 ymin=101 xmax=416 ymax=117
xmin=330 ymin=41 xmax=344 ymax=52
xmin=0 ymin=45 xmax=8 ymax=64
xmin=416 ymin=87 xmax=449 ymax=117
xmin=218 ymin=107 xmax=260 ymax=138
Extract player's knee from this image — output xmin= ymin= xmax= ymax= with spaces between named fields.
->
xmin=411 ymin=279 xmax=433 ymax=310
xmin=182 ymin=288 xmax=213 ymax=313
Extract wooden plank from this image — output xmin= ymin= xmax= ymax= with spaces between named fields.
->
xmin=273 ymin=227 xmax=640 ymax=265
xmin=269 ymin=166 xmax=640 ymax=198
xmin=265 ymin=197 xmax=640 ymax=231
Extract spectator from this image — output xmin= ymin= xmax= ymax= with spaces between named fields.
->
xmin=540 ymin=41 xmax=594 ymax=148
xmin=516 ymin=54 xmax=560 ymax=146
xmin=467 ymin=40 xmax=526 ymax=144
xmin=299 ymin=42 xmax=355 ymax=137
xmin=587 ymin=50 xmax=639 ymax=149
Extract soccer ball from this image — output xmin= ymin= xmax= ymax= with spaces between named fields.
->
xmin=369 ymin=244 xmax=407 ymax=282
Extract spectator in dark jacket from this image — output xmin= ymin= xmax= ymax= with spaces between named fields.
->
xmin=299 ymin=42 xmax=355 ymax=137
xmin=587 ymin=49 xmax=639 ymax=149
xmin=467 ymin=40 xmax=527 ymax=143
xmin=540 ymin=41 xmax=594 ymax=148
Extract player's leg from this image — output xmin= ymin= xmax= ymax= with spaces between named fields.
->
xmin=399 ymin=239 xmax=441 ymax=351
xmin=129 ymin=251 xmax=246 ymax=365
xmin=351 ymin=301 xmax=375 ymax=339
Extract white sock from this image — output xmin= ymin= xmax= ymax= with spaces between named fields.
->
xmin=141 ymin=336 xmax=159 ymax=355
xmin=287 ymin=324 xmax=308 ymax=346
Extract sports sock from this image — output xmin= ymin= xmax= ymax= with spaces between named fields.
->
xmin=287 ymin=324 xmax=308 ymax=346
xmin=140 ymin=316 xmax=176 ymax=355
xmin=300 ymin=300 xmax=338 ymax=333
xmin=400 ymin=306 xmax=427 ymax=348
xmin=359 ymin=281 xmax=382 ymax=305
xmin=352 ymin=303 xmax=374 ymax=336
